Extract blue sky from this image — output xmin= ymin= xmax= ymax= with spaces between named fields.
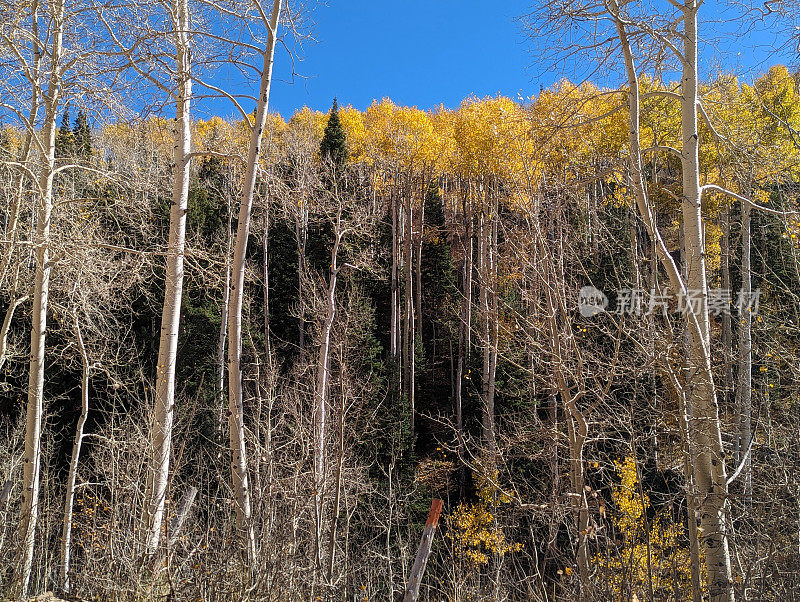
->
xmin=266 ymin=0 xmax=534 ymax=117
xmin=199 ymin=0 xmax=798 ymax=120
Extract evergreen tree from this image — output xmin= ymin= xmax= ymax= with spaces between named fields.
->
xmin=55 ymin=110 xmax=74 ymax=158
xmin=72 ymin=109 xmax=92 ymax=159
xmin=320 ymin=97 xmax=348 ymax=167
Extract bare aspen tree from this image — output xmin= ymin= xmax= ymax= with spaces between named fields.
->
xmin=60 ymin=311 xmax=89 ymax=593
xmin=735 ymin=200 xmax=753 ymax=502
xmin=0 ymin=0 xmax=69 ymax=591
xmin=227 ymin=0 xmax=282 ymax=561
xmin=143 ymin=0 xmax=194 ymax=555
xmin=606 ymin=2 xmax=734 ymax=597
xmin=217 ymin=176 xmax=233 ymax=431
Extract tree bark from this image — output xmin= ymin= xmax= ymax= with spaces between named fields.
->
xmin=227 ymin=0 xmax=282 ymax=562
xmin=314 ymin=230 xmax=342 ymax=572
xmin=144 ymin=0 xmax=193 ymax=555
xmin=216 ymin=191 xmax=232 ymax=435
xmin=403 ymin=498 xmax=443 ymax=602
xmin=735 ymin=201 xmax=753 ymax=504
xmin=680 ymin=7 xmax=734 ymax=598
xmin=609 ymin=2 xmax=735 ymax=598
xmin=60 ymin=314 xmax=90 ymax=593
xmin=18 ymin=2 xmax=63 ymax=585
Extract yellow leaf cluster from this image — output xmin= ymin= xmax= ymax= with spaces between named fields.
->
xmin=446 ymin=468 xmax=521 ymax=566
xmin=593 ymin=457 xmax=704 ymax=601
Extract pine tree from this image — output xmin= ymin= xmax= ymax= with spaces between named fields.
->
xmin=72 ymin=110 xmax=92 ymax=159
xmin=320 ymin=97 xmax=348 ymax=167
xmin=55 ymin=111 xmax=74 ymax=158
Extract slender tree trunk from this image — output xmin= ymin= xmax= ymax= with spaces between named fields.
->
xmin=263 ymin=198 xmax=271 ymax=359
xmin=19 ymin=124 xmax=54 ymax=599
xmin=403 ymin=499 xmax=443 ymax=602
xmin=19 ymin=13 xmax=62 ymax=584
xmin=327 ymin=372 xmax=346 ymax=581
xmin=415 ymin=179 xmax=425 ymax=345
xmin=610 ymin=4 xmax=735 ymax=597
xmin=227 ymin=0 xmax=282 ymax=563
xmin=454 ymin=188 xmax=472 ymax=492
xmin=0 ymin=294 xmax=27 ymax=372
xmin=736 ymin=201 xmax=753 ymax=503
xmin=391 ymin=182 xmax=400 ymax=360
xmin=721 ymin=209 xmax=733 ymax=406
xmin=297 ymin=193 xmax=308 ymax=353
xmin=403 ymin=181 xmax=415 ymax=429
xmin=144 ymin=0 xmax=192 ymax=555
xmin=680 ymin=7 xmax=734 ymax=598
xmin=487 ymin=196 xmax=499 ymax=461
xmin=217 ymin=194 xmax=232 ymax=435
xmin=60 ymin=314 xmax=90 ymax=593
xmin=314 ymin=233 xmax=341 ymax=572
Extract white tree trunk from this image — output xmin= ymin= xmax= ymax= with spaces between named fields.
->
xmin=216 ymin=196 xmax=232 ymax=434
xmin=610 ymin=2 xmax=734 ymax=599
xmin=60 ymin=314 xmax=90 ymax=593
xmin=19 ymin=120 xmax=56 ymax=598
xmin=144 ymin=0 xmax=193 ymax=555
xmin=18 ymin=3 xmax=63 ymax=583
xmin=227 ymin=0 xmax=282 ymax=561
xmin=680 ymin=7 xmax=734 ymax=599
xmin=314 ymin=231 xmax=341 ymax=571
xmin=736 ymin=202 xmax=753 ymax=503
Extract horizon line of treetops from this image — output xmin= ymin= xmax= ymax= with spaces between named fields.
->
xmin=12 ymin=63 xmax=798 ymax=195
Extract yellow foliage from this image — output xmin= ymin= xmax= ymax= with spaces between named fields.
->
xmin=363 ymin=99 xmax=439 ymax=169
xmin=594 ymin=457 xmax=703 ymax=601
xmin=447 ymin=468 xmax=521 ymax=566
xmin=338 ymin=105 xmax=366 ymax=163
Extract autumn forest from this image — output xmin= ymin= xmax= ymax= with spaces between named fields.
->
xmin=1 ymin=0 xmax=800 ymax=601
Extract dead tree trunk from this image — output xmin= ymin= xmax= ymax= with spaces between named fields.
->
xmin=402 ymin=498 xmax=443 ymax=602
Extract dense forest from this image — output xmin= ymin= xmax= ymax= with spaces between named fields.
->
xmin=2 ymin=0 xmax=800 ymax=601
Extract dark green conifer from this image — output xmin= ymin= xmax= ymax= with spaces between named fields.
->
xmin=73 ymin=109 xmax=93 ymax=159
xmin=319 ymin=97 xmax=348 ymax=167
xmin=55 ymin=110 xmax=74 ymax=158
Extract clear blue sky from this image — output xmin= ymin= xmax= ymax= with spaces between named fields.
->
xmin=262 ymin=0 xmax=537 ymax=118
xmin=200 ymin=0 xmax=797 ymax=120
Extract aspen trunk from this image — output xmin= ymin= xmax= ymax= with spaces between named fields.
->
xmin=314 ymin=234 xmax=340 ymax=570
xmin=217 ymin=195 xmax=232 ymax=434
xmin=19 ymin=134 xmax=54 ymax=598
xmin=144 ymin=0 xmax=192 ymax=554
xmin=19 ymin=55 xmax=61 ymax=596
xmin=721 ymin=209 xmax=733 ymax=406
xmin=610 ymin=2 xmax=734 ymax=598
xmin=167 ymin=486 xmax=198 ymax=547
xmin=263 ymin=200 xmax=271 ymax=359
xmin=454 ymin=190 xmax=472 ymax=490
xmin=0 ymin=295 xmax=27 ymax=372
xmin=479 ymin=199 xmax=497 ymax=462
xmin=680 ymin=7 xmax=734 ymax=598
xmin=390 ymin=184 xmax=400 ymax=360
xmin=735 ymin=202 xmax=753 ymax=503
xmin=403 ymin=183 xmax=415 ymax=428
xmin=60 ymin=315 xmax=90 ymax=593
xmin=415 ymin=178 xmax=425 ymax=345
xmin=227 ymin=0 xmax=282 ymax=562
xmin=327 ymin=375 xmax=346 ymax=581
xmin=297 ymin=196 xmax=308 ymax=353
